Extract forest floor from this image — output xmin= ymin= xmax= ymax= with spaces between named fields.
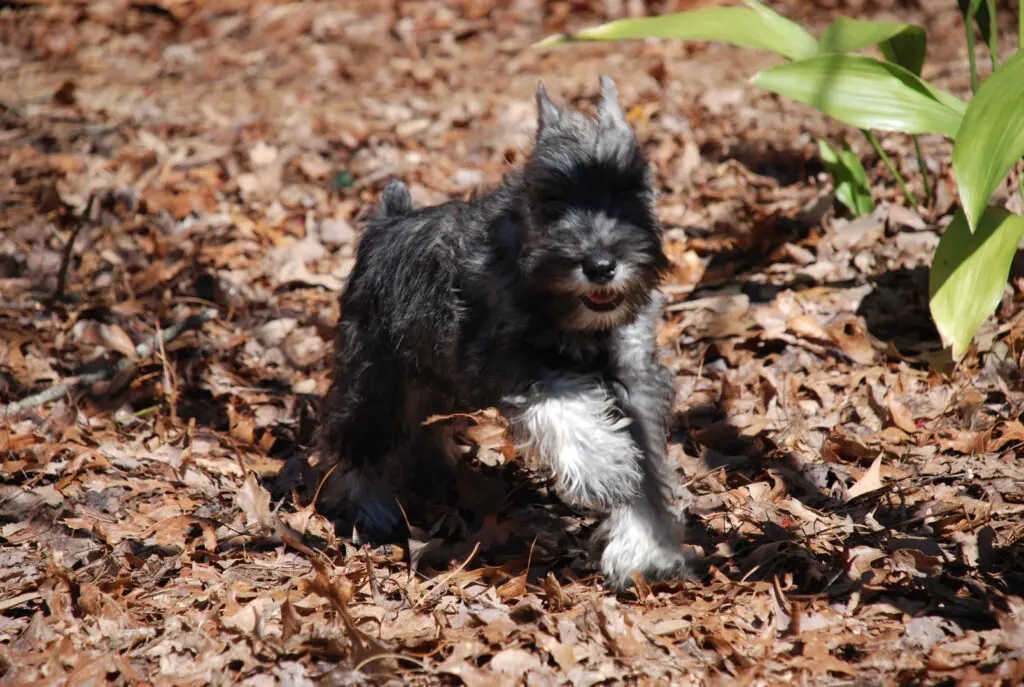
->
xmin=2 ymin=1 xmax=1023 ymax=685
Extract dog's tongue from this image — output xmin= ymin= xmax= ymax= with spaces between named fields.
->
xmin=588 ymin=291 xmax=618 ymax=305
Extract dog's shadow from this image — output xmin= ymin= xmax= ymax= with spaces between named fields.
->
xmin=268 ymin=429 xmax=595 ymax=587
xmin=264 ymin=397 xmax=833 ymax=593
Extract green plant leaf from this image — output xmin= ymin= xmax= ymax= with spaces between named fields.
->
xmin=535 ymin=2 xmax=817 ymax=61
xmin=740 ymin=0 xmax=819 ymax=60
xmin=929 ymin=207 xmax=1024 ymax=359
xmin=928 ymin=79 xmax=973 ymax=115
xmin=752 ymin=54 xmax=965 ymax=138
xmin=818 ymin=17 xmax=927 ymax=75
xmin=952 ymin=50 xmax=1024 ymax=233
xmin=819 ymin=138 xmax=874 ymax=216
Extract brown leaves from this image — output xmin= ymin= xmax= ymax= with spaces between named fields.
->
xmin=2 ymin=0 xmax=1023 ymax=685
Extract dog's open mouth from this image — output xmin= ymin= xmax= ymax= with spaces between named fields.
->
xmin=581 ymin=289 xmax=625 ymax=312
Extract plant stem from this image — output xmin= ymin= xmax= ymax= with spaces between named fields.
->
xmin=965 ymin=1 xmax=980 ymax=92
xmin=863 ymin=129 xmax=917 ymax=208
xmin=984 ymin=0 xmax=999 ymax=70
xmin=913 ymin=136 xmax=933 ymax=208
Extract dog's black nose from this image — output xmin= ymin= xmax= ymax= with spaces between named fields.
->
xmin=582 ymin=254 xmax=617 ymax=283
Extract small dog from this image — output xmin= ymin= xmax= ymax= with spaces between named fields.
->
xmin=317 ymin=76 xmax=689 ymax=589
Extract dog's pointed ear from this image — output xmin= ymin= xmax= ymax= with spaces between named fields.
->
xmin=536 ymin=81 xmax=561 ymax=132
xmin=598 ymin=75 xmax=627 ymax=130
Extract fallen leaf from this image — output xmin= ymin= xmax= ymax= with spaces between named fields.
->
xmin=236 ymin=472 xmax=272 ymax=529
xmin=846 ymin=454 xmax=885 ymax=500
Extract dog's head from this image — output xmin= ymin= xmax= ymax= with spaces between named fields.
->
xmin=520 ymin=76 xmax=668 ymax=331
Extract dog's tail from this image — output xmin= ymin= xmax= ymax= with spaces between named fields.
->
xmin=379 ymin=179 xmax=413 ymax=217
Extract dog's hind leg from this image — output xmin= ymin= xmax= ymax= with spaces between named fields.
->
xmin=316 ymin=323 xmax=412 ymax=543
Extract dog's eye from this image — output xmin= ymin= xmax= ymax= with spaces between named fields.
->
xmin=536 ymin=200 xmax=570 ymax=221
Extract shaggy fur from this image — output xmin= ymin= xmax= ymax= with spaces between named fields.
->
xmin=317 ymin=76 xmax=689 ymax=589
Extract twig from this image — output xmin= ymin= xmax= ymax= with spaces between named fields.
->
xmin=154 ymin=319 xmax=180 ymax=424
xmin=53 ymin=221 xmax=86 ymax=302
xmin=413 ymin=541 xmax=480 ymax=610
xmin=1 ymin=309 xmax=217 ymax=419
xmin=52 ymin=188 xmax=139 ymax=302
xmin=354 ymin=653 xmax=428 ymax=672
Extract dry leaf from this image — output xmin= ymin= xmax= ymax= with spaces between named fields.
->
xmin=846 ymin=454 xmax=885 ymax=500
xmin=886 ymin=392 xmax=917 ymax=433
xmin=235 ymin=472 xmax=272 ymax=529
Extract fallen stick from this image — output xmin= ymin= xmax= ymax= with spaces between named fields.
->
xmin=2 ymin=309 xmax=218 ymax=419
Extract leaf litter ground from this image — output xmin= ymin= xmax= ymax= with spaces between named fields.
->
xmin=1 ymin=1 xmax=1023 ymax=685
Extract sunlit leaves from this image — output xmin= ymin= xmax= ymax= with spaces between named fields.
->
xmin=818 ymin=138 xmax=874 ymax=216
xmin=752 ymin=55 xmax=964 ymax=138
xmin=535 ymin=0 xmax=817 ymax=61
xmin=952 ymin=50 xmax=1024 ymax=233
xmin=929 ymin=208 xmax=1024 ymax=359
xmin=818 ymin=17 xmax=927 ymax=75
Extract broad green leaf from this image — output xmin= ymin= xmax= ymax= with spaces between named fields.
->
xmin=837 ymin=140 xmax=872 ymax=191
xmin=740 ymin=0 xmax=819 ymax=60
xmin=752 ymin=55 xmax=965 ymax=138
xmin=878 ymin=30 xmax=927 ymax=77
xmin=535 ymin=4 xmax=817 ymax=61
xmin=819 ymin=138 xmax=874 ymax=216
xmin=953 ymin=50 xmax=1024 ymax=232
xmin=818 ymin=17 xmax=927 ymax=75
xmin=929 ymin=207 xmax=1024 ymax=359
xmin=929 ymin=78 xmax=973 ymax=115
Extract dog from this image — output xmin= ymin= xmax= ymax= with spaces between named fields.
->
xmin=316 ymin=76 xmax=689 ymax=589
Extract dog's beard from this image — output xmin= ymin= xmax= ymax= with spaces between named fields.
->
xmin=527 ymin=253 xmax=662 ymax=332
xmin=555 ymin=284 xmax=653 ymax=331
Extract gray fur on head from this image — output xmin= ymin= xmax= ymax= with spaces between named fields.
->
xmin=316 ymin=77 xmax=690 ymax=590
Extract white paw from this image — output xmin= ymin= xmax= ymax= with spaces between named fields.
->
xmin=516 ymin=377 xmax=642 ymax=508
xmin=599 ymin=504 xmax=690 ymax=590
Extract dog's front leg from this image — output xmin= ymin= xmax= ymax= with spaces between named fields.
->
xmin=505 ymin=374 xmax=644 ymax=510
xmin=597 ymin=363 xmax=691 ymax=589
xmin=596 ymin=300 xmax=691 ymax=589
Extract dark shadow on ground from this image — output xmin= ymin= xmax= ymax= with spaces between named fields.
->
xmin=258 ymin=385 xmax=1017 ymax=627
xmin=268 ymin=422 xmax=591 ymax=587
xmin=673 ymin=402 xmax=1009 ymax=631
xmin=855 ymin=266 xmax=944 ymax=356
xmin=675 ymin=402 xmax=844 ymax=591
xmin=723 ymin=142 xmax=825 ymax=188
xmin=684 ymin=258 xmax=946 ymax=365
